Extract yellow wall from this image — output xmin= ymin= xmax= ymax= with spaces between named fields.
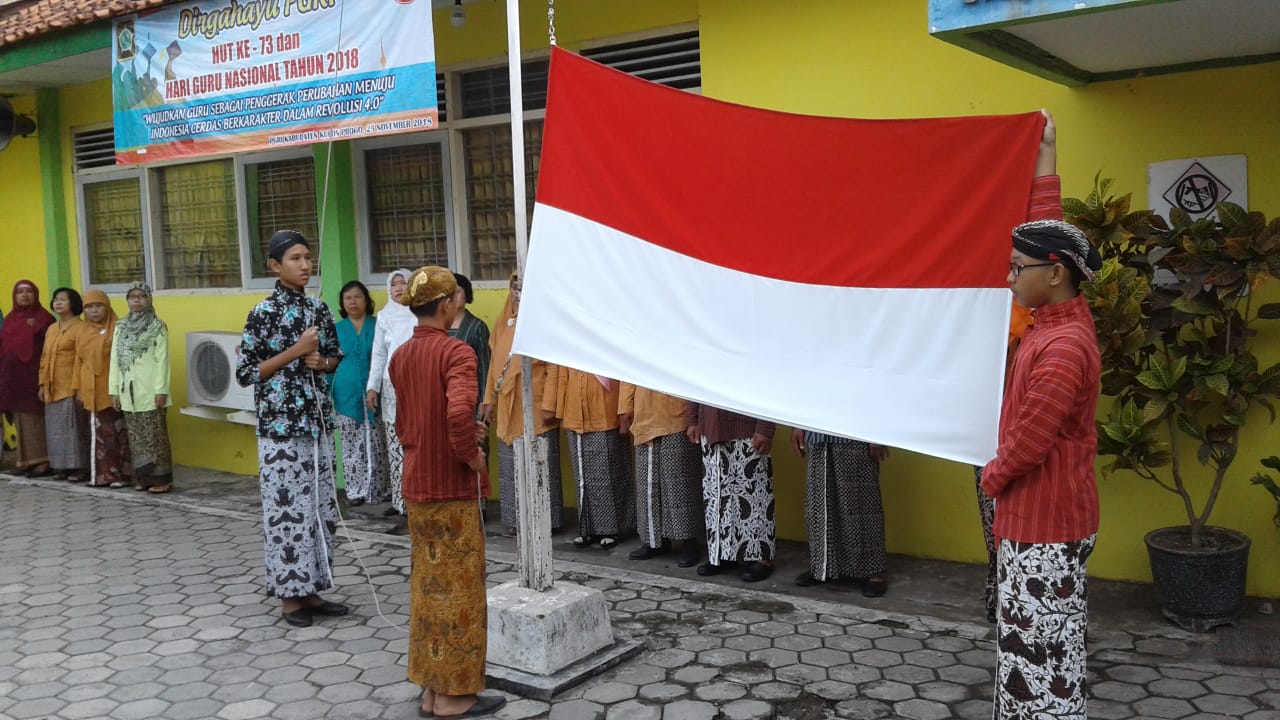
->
xmin=0 ymin=94 xmax=48 ymax=303
xmin=699 ymin=0 xmax=1280 ymax=594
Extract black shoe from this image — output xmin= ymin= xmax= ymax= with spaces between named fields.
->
xmin=572 ymin=535 xmax=594 ymax=548
xmin=383 ymin=507 xmax=401 ymax=517
xmin=628 ymin=542 xmax=669 ymax=560
xmin=794 ymin=571 xmax=823 ymax=587
xmin=599 ymin=536 xmax=619 ymax=551
xmin=861 ymin=576 xmax=888 ymax=598
xmin=740 ymin=562 xmax=774 ymax=583
xmin=309 ymin=601 xmax=350 ymax=617
xmin=347 ymin=498 xmax=365 ymax=507
xmin=281 ymin=609 xmax=313 ymax=627
xmin=697 ymin=562 xmax=724 ymax=576
xmin=676 ymin=544 xmax=701 ymax=568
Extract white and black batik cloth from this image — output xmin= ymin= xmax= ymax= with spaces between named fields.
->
xmin=804 ymin=435 xmax=885 ymax=580
xmin=258 ymin=436 xmax=339 ymax=599
xmin=337 ymin=415 xmax=389 ymax=504
xmin=994 ymin=534 xmax=1096 ymax=720
xmin=566 ymin=429 xmax=635 ymax=537
xmin=384 ymin=421 xmax=405 ymax=513
xmin=974 ymin=465 xmax=998 ymax=616
xmin=498 ymin=431 xmax=565 ymax=531
xmin=635 ymin=432 xmax=703 ymax=547
xmin=702 ymin=438 xmax=776 ymax=564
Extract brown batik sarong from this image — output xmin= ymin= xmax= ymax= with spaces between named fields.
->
xmin=407 ymin=498 xmax=487 ymax=695
xmin=124 ymin=409 xmax=173 ymax=488
xmin=14 ymin=411 xmax=48 ymax=470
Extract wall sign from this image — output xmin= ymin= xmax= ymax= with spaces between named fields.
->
xmin=1147 ymin=154 xmax=1248 ymax=220
xmin=112 ymin=0 xmax=437 ymax=164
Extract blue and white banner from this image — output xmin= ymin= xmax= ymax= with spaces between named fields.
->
xmin=112 ymin=0 xmax=437 ymax=164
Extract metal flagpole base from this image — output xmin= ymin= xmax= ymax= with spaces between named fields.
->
xmin=486 ymin=580 xmax=640 ymax=700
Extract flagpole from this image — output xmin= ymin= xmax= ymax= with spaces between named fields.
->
xmin=507 ymin=0 xmax=554 ymax=592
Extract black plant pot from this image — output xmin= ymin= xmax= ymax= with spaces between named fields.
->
xmin=1145 ymin=526 xmax=1250 ymax=632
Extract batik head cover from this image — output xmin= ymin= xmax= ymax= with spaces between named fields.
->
xmin=400 ymin=266 xmax=458 ymax=307
xmin=1011 ymin=219 xmax=1102 ymax=282
xmin=267 ymin=230 xmax=309 ymax=262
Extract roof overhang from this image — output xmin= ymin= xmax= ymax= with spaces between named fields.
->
xmin=928 ymin=0 xmax=1280 ymax=86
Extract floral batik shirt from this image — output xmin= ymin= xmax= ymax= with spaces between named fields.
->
xmin=236 ymin=281 xmax=342 ymax=439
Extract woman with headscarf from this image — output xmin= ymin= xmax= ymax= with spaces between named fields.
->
xmin=0 ymin=280 xmax=55 ymax=476
xmin=480 ymin=272 xmax=565 ymax=536
xmin=108 ymin=282 xmax=173 ymax=493
xmin=39 ymin=287 xmax=90 ymax=482
xmin=334 ymin=280 xmax=389 ymax=506
xmin=366 ymin=269 xmax=416 ymax=517
xmin=75 ymin=288 xmax=131 ymax=488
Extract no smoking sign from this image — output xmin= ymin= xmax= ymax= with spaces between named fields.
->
xmin=1148 ymin=154 xmax=1247 ymax=220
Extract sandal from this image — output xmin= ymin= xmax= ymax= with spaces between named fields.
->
xmin=572 ymin=535 xmax=594 ymax=548
xmin=109 ymin=481 xmax=127 ymax=489
xmin=53 ymin=472 xmax=69 ymax=481
xmin=598 ymin=536 xmax=618 ymax=551
xmin=148 ymin=484 xmax=172 ymax=494
xmin=435 ymin=693 xmax=507 ymax=718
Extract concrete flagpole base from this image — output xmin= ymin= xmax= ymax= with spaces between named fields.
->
xmin=486 ymin=580 xmax=642 ymax=700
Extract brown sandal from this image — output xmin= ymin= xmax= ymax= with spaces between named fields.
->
xmin=148 ymin=484 xmax=172 ymax=494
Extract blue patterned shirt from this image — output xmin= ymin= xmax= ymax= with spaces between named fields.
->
xmin=236 ymin=282 xmax=342 ymax=439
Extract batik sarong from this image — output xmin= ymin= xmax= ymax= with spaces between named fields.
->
xmin=44 ymin=397 xmax=88 ymax=471
xmin=124 ymin=409 xmax=172 ymax=488
xmin=702 ymin=438 xmax=775 ymax=564
xmin=258 ymin=435 xmax=339 ymax=598
xmin=566 ymin=429 xmax=634 ymax=537
xmin=90 ymin=408 xmax=131 ymax=487
xmin=385 ymin=422 xmax=405 ymax=513
xmin=497 ymin=430 xmax=564 ymax=531
xmin=14 ymin=411 xmax=47 ymax=470
xmin=974 ymin=465 xmax=998 ymax=616
xmin=805 ymin=438 xmax=884 ymax=580
xmin=337 ymin=415 xmax=389 ymax=504
xmin=407 ymin=498 xmax=487 ymax=695
xmin=635 ymin=432 xmax=702 ymax=547
xmin=994 ymin=534 xmax=1096 ymax=720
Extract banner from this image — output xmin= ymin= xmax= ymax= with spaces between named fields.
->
xmin=112 ymin=0 xmax=437 ymax=164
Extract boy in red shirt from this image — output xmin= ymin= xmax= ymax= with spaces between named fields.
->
xmin=980 ymin=206 xmax=1102 ymax=717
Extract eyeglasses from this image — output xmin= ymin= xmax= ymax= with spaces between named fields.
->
xmin=1009 ymin=261 xmax=1058 ymax=278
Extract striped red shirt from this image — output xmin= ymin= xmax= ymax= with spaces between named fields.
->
xmin=981 ymin=293 xmax=1101 ymax=543
xmin=389 ymin=326 xmax=483 ymax=503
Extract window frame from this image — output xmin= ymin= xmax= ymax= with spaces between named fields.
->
xmin=352 ymin=130 xmax=456 ymax=288
xmin=75 ymin=163 xmax=152 ymax=294
xmin=236 ymin=147 xmax=321 ymax=291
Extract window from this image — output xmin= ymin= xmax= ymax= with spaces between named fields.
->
xmin=365 ymin=142 xmax=451 ymax=272
xmin=463 ymin=121 xmax=543 ymax=281
xmin=245 ymin=157 xmax=319 ymax=278
xmin=82 ymin=178 xmax=145 ymax=285
xmin=155 ymin=159 xmax=239 ymax=289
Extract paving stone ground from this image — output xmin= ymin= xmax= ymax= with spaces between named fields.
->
xmin=3 ymin=478 xmax=1280 ymax=720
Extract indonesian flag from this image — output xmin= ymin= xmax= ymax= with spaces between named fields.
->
xmin=513 ymin=47 xmax=1045 ymax=466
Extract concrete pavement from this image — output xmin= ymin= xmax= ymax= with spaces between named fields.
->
xmin=3 ymin=472 xmax=1280 ymax=719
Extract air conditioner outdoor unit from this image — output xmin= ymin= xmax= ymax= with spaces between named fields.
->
xmin=186 ymin=331 xmax=255 ymax=412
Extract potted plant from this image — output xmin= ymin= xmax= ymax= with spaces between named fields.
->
xmin=1068 ymin=176 xmax=1280 ymax=631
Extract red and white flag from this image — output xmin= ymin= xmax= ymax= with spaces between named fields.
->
xmin=513 ymin=48 xmax=1045 ymax=465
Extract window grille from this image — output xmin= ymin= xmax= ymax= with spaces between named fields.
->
xmin=83 ymin=178 xmax=144 ymax=285
xmin=464 ymin=120 xmax=542 ymax=281
xmin=246 ymin=157 xmax=319 ymax=277
xmin=583 ymin=30 xmax=701 ymax=90
xmin=437 ymin=72 xmax=447 ymax=123
xmin=73 ymin=127 xmax=118 ymax=171
xmin=365 ymin=143 xmax=450 ymax=272
xmin=459 ymin=61 xmax=549 ymax=118
xmin=155 ymin=160 xmax=239 ymax=289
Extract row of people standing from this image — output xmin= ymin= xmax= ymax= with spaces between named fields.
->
xmin=0 ymin=281 xmax=172 ymax=491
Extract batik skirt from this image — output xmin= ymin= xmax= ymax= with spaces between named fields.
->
xmin=124 ymin=409 xmax=172 ymax=488
xmin=805 ymin=439 xmax=885 ymax=580
xmin=384 ymin=422 xmax=406 ymax=513
xmin=635 ymin=432 xmax=703 ymax=547
xmin=90 ymin=408 xmax=131 ymax=487
xmin=14 ymin=411 xmax=48 ymax=470
xmin=566 ymin=429 xmax=634 ymax=538
xmin=337 ymin=414 xmax=389 ymax=504
xmin=994 ymin=534 xmax=1096 ymax=720
xmin=44 ymin=397 xmax=88 ymax=471
xmin=702 ymin=438 xmax=776 ymax=564
xmin=497 ymin=430 xmax=564 ymax=531
xmin=257 ymin=435 xmax=339 ymax=599
xmin=407 ymin=498 xmax=487 ymax=695
xmin=974 ymin=465 xmax=998 ymax=616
